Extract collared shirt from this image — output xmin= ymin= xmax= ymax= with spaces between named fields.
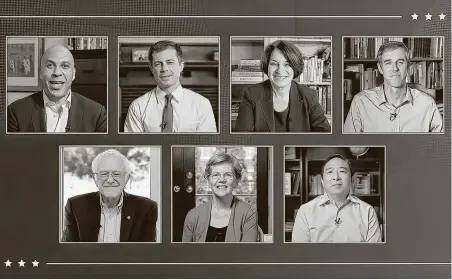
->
xmin=292 ymin=194 xmax=381 ymax=243
xmin=43 ymin=91 xmax=72 ymax=133
xmin=124 ymin=85 xmax=217 ymax=133
xmin=98 ymin=193 xmax=124 ymax=243
xmin=344 ymin=85 xmax=443 ymax=133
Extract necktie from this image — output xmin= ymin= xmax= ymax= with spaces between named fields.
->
xmin=161 ymin=94 xmax=173 ymax=132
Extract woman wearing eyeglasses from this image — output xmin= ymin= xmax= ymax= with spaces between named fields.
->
xmin=182 ymin=152 xmax=258 ymax=242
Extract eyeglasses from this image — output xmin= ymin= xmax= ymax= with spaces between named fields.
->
xmin=209 ymin=172 xmax=234 ymax=181
xmin=95 ymin=171 xmax=123 ymax=180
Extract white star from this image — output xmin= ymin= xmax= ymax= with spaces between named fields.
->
xmin=4 ymin=260 xmax=12 ymax=267
xmin=439 ymin=13 xmax=446 ymax=20
xmin=18 ymin=259 xmax=25 ymax=267
xmin=425 ymin=13 xmax=432 ymax=20
xmin=411 ymin=13 xmax=419 ymax=20
xmin=32 ymin=260 xmax=39 ymax=267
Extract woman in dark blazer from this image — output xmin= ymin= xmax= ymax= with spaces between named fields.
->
xmin=182 ymin=152 xmax=258 ymax=242
xmin=234 ymin=40 xmax=331 ymax=133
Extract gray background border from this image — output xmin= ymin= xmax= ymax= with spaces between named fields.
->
xmin=0 ymin=0 xmax=450 ymax=278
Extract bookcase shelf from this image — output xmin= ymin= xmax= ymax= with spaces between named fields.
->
xmin=231 ymin=37 xmax=332 ymax=131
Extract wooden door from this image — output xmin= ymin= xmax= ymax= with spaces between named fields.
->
xmin=172 ymin=147 xmax=196 ymax=242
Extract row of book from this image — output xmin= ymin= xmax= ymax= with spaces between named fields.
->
xmin=307 ymin=85 xmax=331 ymax=117
xmin=408 ymin=61 xmax=443 ymax=89
xmin=297 ymin=56 xmax=326 ymax=83
xmin=67 ymin=37 xmax=108 ymax=50
xmin=284 ymin=172 xmax=302 ymax=195
xmin=343 ymin=37 xmax=443 ymax=59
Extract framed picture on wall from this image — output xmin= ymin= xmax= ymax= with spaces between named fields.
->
xmin=7 ymin=37 xmax=43 ymax=91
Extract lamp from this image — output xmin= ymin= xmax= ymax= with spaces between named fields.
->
xmin=349 ymin=147 xmax=369 ymax=160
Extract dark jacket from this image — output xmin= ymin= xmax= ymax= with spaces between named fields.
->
xmin=234 ymin=80 xmax=331 ymax=132
xmin=182 ymin=196 xmax=258 ymax=242
xmin=7 ymin=91 xmax=107 ymax=132
xmin=62 ymin=191 xmax=158 ymax=242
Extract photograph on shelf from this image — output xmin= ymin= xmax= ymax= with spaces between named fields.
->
xmin=59 ymin=145 xmax=162 ymax=243
xmin=6 ymin=36 xmax=108 ymax=134
xmin=230 ymin=36 xmax=332 ymax=134
xmin=284 ymin=146 xmax=386 ymax=243
xmin=343 ymin=36 xmax=444 ymax=134
xmin=172 ymin=146 xmax=273 ymax=243
xmin=131 ymin=49 xmax=150 ymax=62
xmin=118 ymin=36 xmax=220 ymax=134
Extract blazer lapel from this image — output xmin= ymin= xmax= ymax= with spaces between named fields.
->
xmin=87 ymin=192 xmax=101 ymax=242
xmin=68 ymin=93 xmax=83 ymax=132
xmin=225 ymin=196 xmax=238 ymax=242
xmin=120 ymin=192 xmax=135 ymax=242
xmin=288 ymin=82 xmax=304 ymax=132
xmin=31 ymin=92 xmax=46 ymax=132
xmin=259 ymin=82 xmax=275 ymax=132
xmin=199 ymin=201 xmax=212 ymax=242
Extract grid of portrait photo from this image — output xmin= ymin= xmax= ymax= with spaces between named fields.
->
xmin=3 ymin=34 xmax=447 ymax=251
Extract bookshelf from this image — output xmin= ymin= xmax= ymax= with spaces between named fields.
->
xmin=71 ymin=49 xmax=107 ymax=107
xmin=231 ymin=37 xmax=332 ymax=131
xmin=118 ymin=38 xmax=219 ymax=132
xmin=63 ymin=37 xmax=108 ymax=107
xmin=284 ymin=146 xmax=385 ymax=242
xmin=343 ymin=37 xmax=444 ymax=119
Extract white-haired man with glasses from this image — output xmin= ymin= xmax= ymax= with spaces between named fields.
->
xmin=62 ymin=149 xmax=158 ymax=242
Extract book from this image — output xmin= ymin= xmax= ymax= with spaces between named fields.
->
xmin=353 ymin=172 xmax=372 ymax=195
xmin=284 ymin=173 xmax=292 ymax=195
xmin=231 ymin=71 xmax=264 ymax=77
xmin=285 ymin=147 xmax=296 ymax=159
xmin=240 ymin=59 xmax=261 ymax=66
xmin=231 ymin=76 xmax=264 ymax=82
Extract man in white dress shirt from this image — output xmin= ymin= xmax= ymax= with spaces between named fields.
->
xmin=124 ymin=40 xmax=217 ymax=133
xmin=292 ymin=154 xmax=381 ymax=243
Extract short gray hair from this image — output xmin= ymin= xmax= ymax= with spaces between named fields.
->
xmin=91 ymin=149 xmax=132 ymax=174
xmin=376 ymin=40 xmax=410 ymax=66
xmin=204 ymin=152 xmax=242 ymax=181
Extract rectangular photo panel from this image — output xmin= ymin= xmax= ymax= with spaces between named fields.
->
xmin=118 ymin=36 xmax=220 ymax=134
xmin=6 ymin=36 xmax=108 ymax=134
xmin=59 ymin=145 xmax=162 ymax=243
xmin=172 ymin=145 xmax=273 ymax=243
xmin=342 ymin=36 xmax=444 ymax=134
xmin=284 ymin=146 xmax=386 ymax=243
xmin=230 ymin=36 xmax=332 ymax=134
